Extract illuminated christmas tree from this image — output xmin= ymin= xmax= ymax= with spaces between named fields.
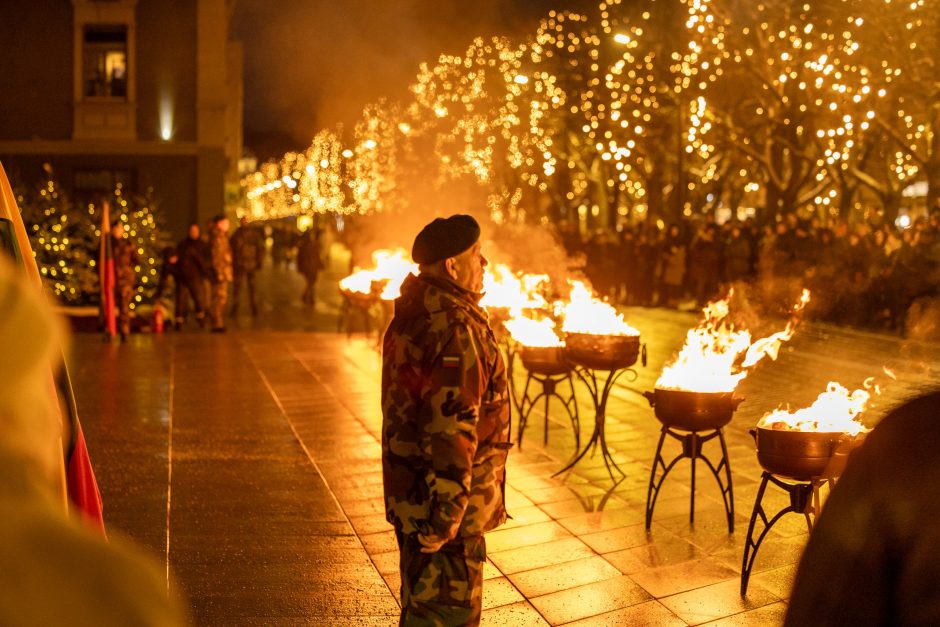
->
xmin=17 ymin=165 xmax=97 ymax=304
xmin=88 ymin=183 xmax=171 ymax=311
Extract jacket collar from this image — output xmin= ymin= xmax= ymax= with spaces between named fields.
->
xmin=413 ymin=273 xmax=489 ymax=326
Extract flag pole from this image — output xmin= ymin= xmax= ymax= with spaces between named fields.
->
xmin=98 ymin=200 xmax=116 ymax=338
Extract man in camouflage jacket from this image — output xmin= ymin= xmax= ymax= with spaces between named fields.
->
xmin=382 ymin=214 xmax=511 ymax=626
xmin=208 ymin=215 xmax=233 ymax=332
xmin=111 ymin=221 xmax=138 ymax=340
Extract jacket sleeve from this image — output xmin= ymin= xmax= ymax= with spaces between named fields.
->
xmin=424 ymin=323 xmax=483 ymax=540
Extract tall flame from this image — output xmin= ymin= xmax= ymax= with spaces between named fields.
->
xmin=757 ymin=381 xmax=871 ymax=435
xmin=479 ymin=264 xmax=549 ymax=313
xmin=504 ymin=314 xmax=563 ymax=347
xmin=559 ymin=281 xmax=640 ymax=336
xmin=338 ymin=248 xmax=418 ymax=300
xmin=656 ymin=290 xmax=810 ymax=393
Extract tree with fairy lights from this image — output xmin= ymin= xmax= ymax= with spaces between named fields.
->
xmin=694 ymin=0 xmax=898 ymax=222
xmin=854 ymin=0 xmax=938 ymax=213
xmin=298 ymin=128 xmax=349 ymax=216
xmin=408 ymin=35 xmax=563 ymax=223
xmin=348 ymin=100 xmax=409 ymax=216
xmin=596 ymin=0 xmax=732 ymax=222
xmin=90 ymin=183 xmax=170 ymax=311
xmin=16 ymin=165 xmax=98 ymax=304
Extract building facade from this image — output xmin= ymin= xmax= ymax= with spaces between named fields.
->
xmin=0 ymin=0 xmax=243 ymax=237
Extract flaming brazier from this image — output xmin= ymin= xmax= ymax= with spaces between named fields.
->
xmin=513 ymin=344 xmax=580 ymax=450
xmin=740 ymin=424 xmax=868 ymax=595
xmin=551 ymin=332 xmax=646 ymax=483
xmin=643 ymin=388 xmax=742 ymax=533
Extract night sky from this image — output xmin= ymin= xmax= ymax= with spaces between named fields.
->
xmin=232 ymin=0 xmax=591 ymax=159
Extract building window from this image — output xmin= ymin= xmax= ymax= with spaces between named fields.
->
xmin=83 ymin=25 xmax=127 ymax=99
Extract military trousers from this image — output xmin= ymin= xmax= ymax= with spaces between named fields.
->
xmin=231 ymin=270 xmax=257 ymax=314
xmin=395 ymin=530 xmax=485 ymax=627
xmin=115 ymin=281 xmax=134 ymax=336
xmin=209 ymin=280 xmax=229 ymax=329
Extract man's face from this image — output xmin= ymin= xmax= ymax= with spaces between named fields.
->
xmin=218 ymin=218 xmax=230 ymax=233
xmin=448 ymin=241 xmax=487 ymax=293
xmin=188 ymin=225 xmax=200 ymax=239
xmin=111 ymin=223 xmax=124 ymax=238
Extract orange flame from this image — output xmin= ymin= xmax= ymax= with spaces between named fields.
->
xmin=338 ymin=248 xmax=418 ymax=300
xmin=558 ymin=281 xmax=640 ymax=336
xmin=479 ymin=264 xmax=549 ymax=313
xmin=656 ymin=289 xmax=810 ymax=393
xmin=757 ymin=381 xmax=871 ymax=435
xmin=503 ymin=314 xmax=563 ymax=347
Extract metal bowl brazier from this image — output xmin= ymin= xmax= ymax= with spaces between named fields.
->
xmin=644 ymin=388 xmax=743 ymax=431
xmin=752 ymin=426 xmax=867 ymax=481
xmin=518 ymin=345 xmax=572 ymax=376
xmin=564 ymin=333 xmax=641 ymax=371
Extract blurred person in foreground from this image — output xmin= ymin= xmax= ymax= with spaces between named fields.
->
xmin=0 ymin=257 xmax=188 ymax=626
xmin=381 ymin=214 xmax=511 ymax=626
xmin=785 ymin=390 xmax=940 ymax=627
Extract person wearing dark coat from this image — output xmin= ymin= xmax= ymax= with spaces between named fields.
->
xmin=174 ymin=223 xmax=209 ymax=329
xmin=296 ymin=229 xmax=324 ymax=305
xmin=785 ymin=391 xmax=940 ymax=627
xmin=723 ymin=225 xmax=752 ymax=283
xmin=687 ymin=226 xmax=721 ymax=305
xmin=229 ymin=217 xmax=265 ymax=316
xmin=659 ymin=225 xmax=686 ymax=307
xmin=633 ymin=228 xmax=658 ymax=306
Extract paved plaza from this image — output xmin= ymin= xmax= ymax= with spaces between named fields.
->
xmin=70 ymin=265 xmax=940 ymax=626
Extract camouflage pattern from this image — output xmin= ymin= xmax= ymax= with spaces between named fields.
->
xmin=231 ymin=224 xmax=264 ymax=315
xmin=396 ymin=530 xmax=484 ymax=626
xmin=230 ymin=224 xmax=264 ymax=273
xmin=382 ymin=272 xmax=511 ymax=624
xmin=112 ymin=235 xmax=138 ymax=336
xmin=209 ymin=228 xmax=233 ymax=284
xmin=209 ymin=228 xmax=232 ymax=329
xmin=209 ymin=281 xmax=228 ymax=329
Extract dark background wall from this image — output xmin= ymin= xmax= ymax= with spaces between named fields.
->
xmin=0 ymin=0 xmax=74 ymax=140
xmin=136 ymin=0 xmax=198 ymax=142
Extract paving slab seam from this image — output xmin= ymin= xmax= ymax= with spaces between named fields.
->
xmin=165 ymin=338 xmax=175 ymax=592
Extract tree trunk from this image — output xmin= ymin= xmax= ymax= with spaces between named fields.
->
xmin=927 ymin=158 xmax=940 ymax=216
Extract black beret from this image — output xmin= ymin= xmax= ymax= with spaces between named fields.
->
xmin=411 ymin=214 xmax=481 ymax=265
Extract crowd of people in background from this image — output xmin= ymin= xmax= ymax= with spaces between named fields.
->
xmin=146 ymin=220 xmax=324 ymax=334
xmin=567 ymin=211 xmax=940 ymax=331
xmin=114 ymin=207 xmax=940 ymax=338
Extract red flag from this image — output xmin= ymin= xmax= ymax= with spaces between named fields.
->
xmin=98 ymin=200 xmax=116 ymax=337
xmin=67 ymin=420 xmax=106 ymax=536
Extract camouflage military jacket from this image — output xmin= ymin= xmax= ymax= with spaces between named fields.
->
xmin=382 ymin=273 xmax=511 ymax=541
xmin=209 ymin=229 xmax=233 ymax=283
xmin=111 ymin=236 xmax=138 ymax=286
xmin=231 ymin=226 xmax=264 ymax=272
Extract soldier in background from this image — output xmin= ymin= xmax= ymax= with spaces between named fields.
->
xmin=381 ymin=214 xmax=511 ymax=626
xmin=208 ymin=215 xmax=233 ymax=333
xmin=230 ymin=216 xmax=264 ymax=316
xmin=110 ymin=221 xmax=138 ymax=341
xmin=296 ymin=228 xmax=323 ymax=306
xmin=174 ymin=223 xmax=209 ymax=329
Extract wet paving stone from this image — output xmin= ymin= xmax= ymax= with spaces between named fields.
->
xmin=70 ymin=266 xmax=940 ymax=625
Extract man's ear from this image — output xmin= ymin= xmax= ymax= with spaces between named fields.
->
xmin=443 ymin=257 xmax=458 ymax=280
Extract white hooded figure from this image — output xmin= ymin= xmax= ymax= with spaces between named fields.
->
xmin=0 ymin=257 xmax=189 ymax=626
